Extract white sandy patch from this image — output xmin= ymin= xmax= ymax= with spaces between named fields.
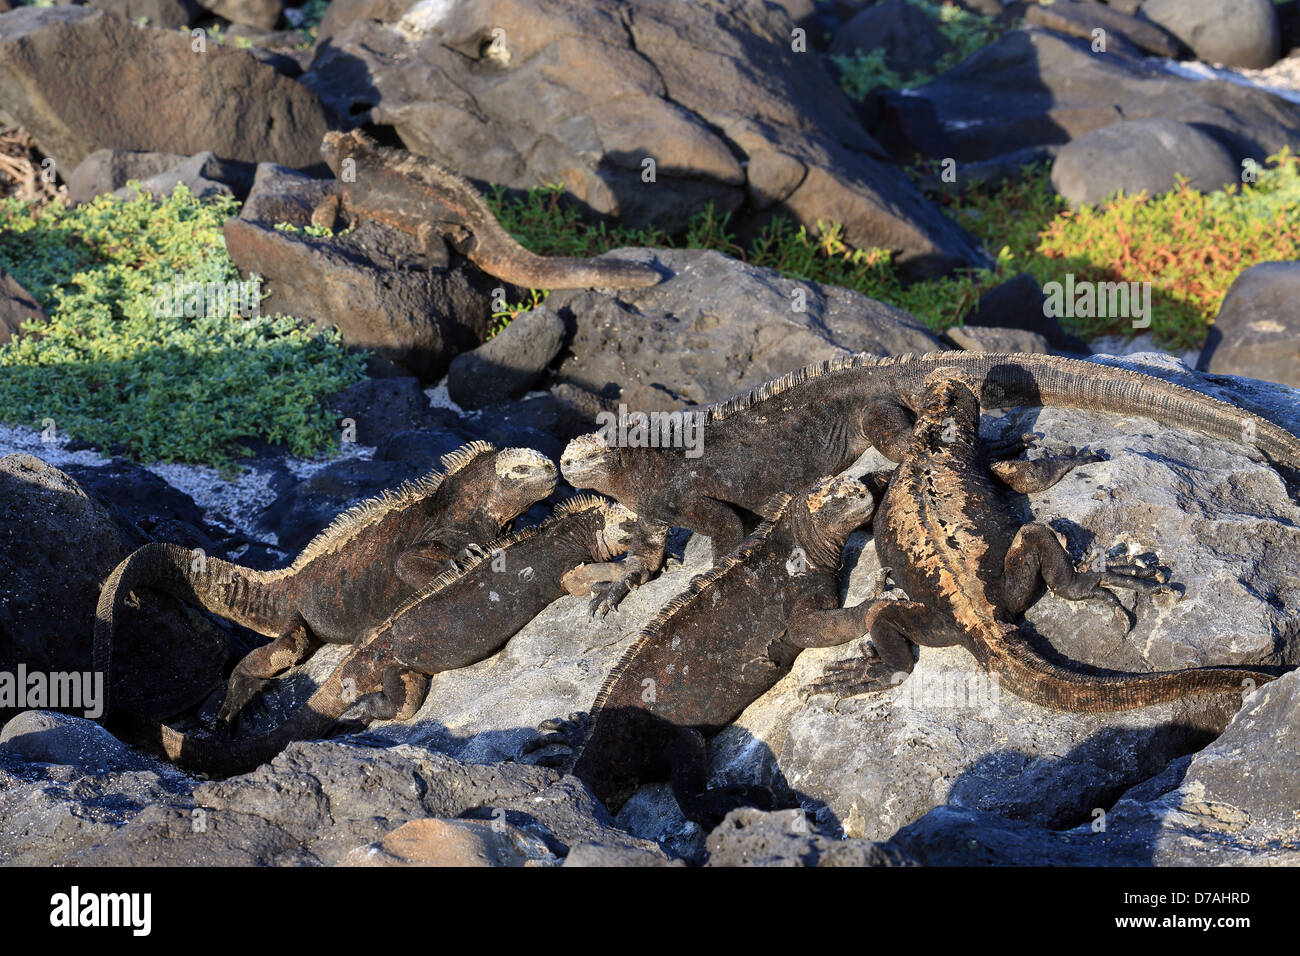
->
xmin=0 ymin=422 xmax=375 ymax=545
xmin=1160 ymin=54 xmax=1300 ymax=104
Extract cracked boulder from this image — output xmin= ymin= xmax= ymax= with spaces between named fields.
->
xmin=876 ymin=27 xmax=1300 ymax=166
xmin=302 ymin=0 xmax=986 ymax=277
xmin=0 ymin=6 xmax=329 ymax=172
xmin=545 ymin=247 xmax=944 ymax=413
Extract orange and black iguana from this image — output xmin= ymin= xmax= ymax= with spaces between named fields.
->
xmin=313 ymin=130 xmax=662 ymax=290
xmin=109 ymin=496 xmax=638 ymax=777
xmin=94 ymin=442 xmax=557 ymax=724
xmin=561 ymin=351 xmax=1300 ymax=615
xmin=530 ymin=475 xmax=891 ymax=827
xmin=808 ymin=368 xmax=1290 ymax=710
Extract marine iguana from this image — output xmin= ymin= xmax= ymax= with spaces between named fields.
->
xmin=94 ymin=442 xmax=557 ymax=723
xmin=109 ymin=495 xmax=638 ymax=777
xmin=313 ymin=130 xmax=662 ymax=291
xmin=530 ymin=475 xmax=891 ymax=827
xmin=808 ymin=368 xmax=1286 ymax=711
xmin=560 ymin=350 xmax=1300 ymax=615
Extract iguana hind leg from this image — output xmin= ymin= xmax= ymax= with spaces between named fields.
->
xmin=219 ymin=617 xmax=320 ymax=726
xmin=589 ymin=519 xmax=669 ymax=617
xmin=804 ymin=600 xmax=934 ymax=698
xmin=1002 ymin=523 xmax=1177 ymax=628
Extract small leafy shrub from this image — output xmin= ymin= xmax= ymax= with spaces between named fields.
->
xmin=0 ymin=185 xmax=366 ymax=469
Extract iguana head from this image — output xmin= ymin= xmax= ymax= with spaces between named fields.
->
xmin=490 ymin=448 xmax=558 ymax=517
xmin=796 ymin=474 xmax=875 ymax=568
xmin=560 ymin=433 xmax=621 ymax=494
xmin=319 ymin=130 xmax=370 ymax=177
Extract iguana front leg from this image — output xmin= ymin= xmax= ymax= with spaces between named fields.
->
xmin=588 ymin=519 xmax=669 ymax=617
xmin=1001 ymin=522 xmax=1177 ymax=627
xmin=989 ymin=446 xmax=1105 ymax=494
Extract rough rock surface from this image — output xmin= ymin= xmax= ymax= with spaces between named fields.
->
xmin=1050 ymin=118 xmax=1241 ymax=207
xmin=198 ymin=0 xmax=283 ymax=30
xmin=447 ymin=306 xmax=567 ymax=410
xmin=86 ymin=0 xmax=202 ymax=30
xmin=891 ymin=668 xmax=1300 ymax=864
xmin=704 ymin=807 xmax=914 ymax=867
xmin=965 ymin=272 xmax=1089 ymax=354
xmin=302 ymin=0 xmax=985 ymax=276
xmin=828 ymin=0 xmax=952 ymax=78
xmin=342 ymin=817 xmax=558 ymax=866
xmin=944 ymin=325 xmax=1051 ymax=354
xmin=546 ymin=247 xmax=944 ymax=412
xmin=0 ymin=455 xmax=229 ymax=720
xmin=1199 ymin=260 xmax=1300 ymax=388
xmin=0 ymin=6 xmax=329 ymax=172
xmin=1025 ymin=0 xmax=1184 ymax=59
xmin=877 ymin=28 xmax=1300 ymax=164
xmin=0 ymin=733 xmax=670 ymax=865
xmin=66 ymin=149 xmax=187 ymax=205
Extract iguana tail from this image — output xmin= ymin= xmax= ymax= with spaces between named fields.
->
xmin=980 ymin=623 xmax=1284 ymax=712
xmin=106 ymin=659 xmax=354 ymax=777
xmin=451 ymin=181 xmax=662 ymax=290
xmin=94 ymin=542 xmax=282 ymax=718
xmin=925 ymin=352 xmax=1300 ymax=480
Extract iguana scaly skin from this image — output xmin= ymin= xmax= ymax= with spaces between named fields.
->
xmin=94 ymin=442 xmax=557 ymax=723
xmin=109 ymin=496 xmax=637 ymax=777
xmin=561 ymin=350 xmax=1300 ymax=614
xmin=533 ymin=475 xmax=888 ymax=827
xmin=809 ymin=368 xmax=1287 ymax=711
xmin=314 ymin=130 xmax=662 ymax=290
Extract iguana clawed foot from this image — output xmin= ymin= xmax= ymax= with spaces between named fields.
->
xmin=519 ymin=711 xmax=589 ymax=766
xmin=588 ymin=578 xmax=633 ymax=617
xmin=216 ymin=672 xmax=276 ymax=728
xmin=804 ymin=649 xmax=907 ymax=701
xmin=453 ymin=542 xmax=491 ymax=569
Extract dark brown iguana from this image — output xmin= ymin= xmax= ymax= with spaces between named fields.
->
xmin=108 ymin=495 xmax=637 ymax=777
xmin=313 ymin=130 xmax=662 ymax=290
xmin=529 ymin=475 xmax=890 ymax=827
xmin=94 ymin=442 xmax=557 ymax=724
xmin=560 ymin=350 xmax=1300 ymax=614
xmin=808 ymin=368 xmax=1288 ymax=710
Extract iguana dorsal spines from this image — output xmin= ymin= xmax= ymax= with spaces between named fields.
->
xmin=560 ymin=350 xmax=1300 ymax=615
